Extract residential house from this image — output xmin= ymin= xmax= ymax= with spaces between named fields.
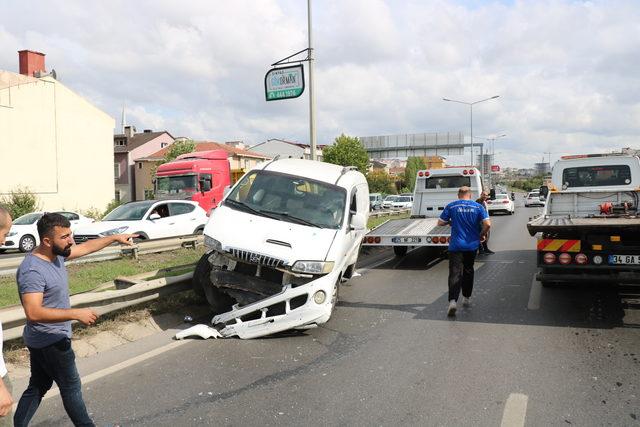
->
xmin=248 ymin=138 xmax=324 ymax=161
xmin=114 ymin=127 xmax=174 ymax=202
xmin=423 ymin=155 xmax=446 ymax=169
xmin=369 ymin=160 xmax=390 ymax=174
xmin=0 ymin=50 xmax=114 ymax=211
xmin=134 ymin=141 xmax=271 ymax=200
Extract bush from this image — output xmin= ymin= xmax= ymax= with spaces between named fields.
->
xmin=80 ymin=207 xmax=103 ymax=221
xmin=0 ymin=187 xmax=41 ymax=219
xmin=366 ymin=170 xmax=395 ymax=194
xmin=103 ymin=199 xmax=123 ymax=218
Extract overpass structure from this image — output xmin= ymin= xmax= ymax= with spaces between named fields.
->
xmin=360 ymin=132 xmax=483 ymax=160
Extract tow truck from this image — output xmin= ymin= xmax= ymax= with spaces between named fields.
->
xmin=363 ymin=167 xmax=483 ymax=256
xmin=527 ymin=153 xmax=640 ymax=285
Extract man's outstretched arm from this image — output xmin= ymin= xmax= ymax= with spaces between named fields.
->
xmin=67 ymin=234 xmax=137 ymax=261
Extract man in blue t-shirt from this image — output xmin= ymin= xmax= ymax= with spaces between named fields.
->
xmin=438 ymin=186 xmax=491 ymax=316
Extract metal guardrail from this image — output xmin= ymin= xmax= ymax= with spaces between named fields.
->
xmin=0 ymin=265 xmax=196 ymax=342
xmin=0 ymin=235 xmax=203 ymax=276
xmin=369 ymin=208 xmax=411 ymax=218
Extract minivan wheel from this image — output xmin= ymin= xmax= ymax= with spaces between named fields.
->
xmin=19 ymin=235 xmax=36 ymax=253
xmin=194 ymin=253 xmax=235 ymax=313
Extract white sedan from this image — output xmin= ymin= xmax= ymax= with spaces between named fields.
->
xmin=487 ymin=194 xmax=515 ymax=215
xmin=72 ymin=200 xmax=208 ymax=244
xmin=391 ymin=195 xmax=413 ymax=209
xmin=1 ymin=211 xmax=94 ymax=253
xmin=524 ymin=192 xmax=545 ymax=207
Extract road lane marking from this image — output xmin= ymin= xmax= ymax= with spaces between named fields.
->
xmin=37 ymin=339 xmax=192 ymax=404
xmin=501 ymin=393 xmax=528 ymax=427
xmin=527 ymin=274 xmax=542 ymax=310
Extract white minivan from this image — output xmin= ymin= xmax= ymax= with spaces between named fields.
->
xmin=186 ymin=158 xmax=370 ymax=339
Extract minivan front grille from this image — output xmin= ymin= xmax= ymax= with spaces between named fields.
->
xmin=227 ymin=248 xmax=286 ymax=269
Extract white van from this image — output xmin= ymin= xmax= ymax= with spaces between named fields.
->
xmin=183 ymin=158 xmax=370 ymax=339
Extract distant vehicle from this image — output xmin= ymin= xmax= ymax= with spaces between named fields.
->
xmin=155 ymin=150 xmax=233 ymax=215
xmin=73 ymin=200 xmax=208 ymax=244
xmin=391 ymin=195 xmax=413 ymax=209
xmin=510 ymin=192 xmax=515 ymax=201
xmin=525 ymin=192 xmax=545 ymax=207
xmin=487 ymin=193 xmax=515 ymax=215
xmin=382 ymin=195 xmax=399 ymax=209
xmin=369 ymin=193 xmax=383 ymax=210
xmin=1 ymin=211 xmax=94 ymax=253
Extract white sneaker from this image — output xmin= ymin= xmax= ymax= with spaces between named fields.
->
xmin=447 ymin=300 xmax=457 ymax=317
xmin=462 ymin=297 xmax=471 ymax=307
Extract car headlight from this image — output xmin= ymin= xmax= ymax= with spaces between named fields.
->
xmin=100 ymin=226 xmax=129 ymax=236
xmin=291 ymin=261 xmax=334 ymax=274
xmin=204 ymin=235 xmax=223 ymax=252
xmin=6 ymin=231 xmax=17 ymax=237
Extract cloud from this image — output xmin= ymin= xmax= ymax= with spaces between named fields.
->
xmin=1 ymin=0 xmax=639 ymax=168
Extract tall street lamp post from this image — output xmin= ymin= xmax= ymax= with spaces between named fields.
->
xmin=442 ymin=95 xmax=500 ymax=167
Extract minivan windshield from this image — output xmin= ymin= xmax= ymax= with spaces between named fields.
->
xmin=103 ymin=201 xmax=155 ymax=221
xmin=224 ymin=170 xmax=347 ymax=229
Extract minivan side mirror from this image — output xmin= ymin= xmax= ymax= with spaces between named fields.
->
xmin=350 ymin=213 xmax=367 ymax=231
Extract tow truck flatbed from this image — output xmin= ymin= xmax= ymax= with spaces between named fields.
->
xmin=363 ymin=218 xmax=451 ymax=246
xmin=527 ymin=215 xmax=640 ymax=235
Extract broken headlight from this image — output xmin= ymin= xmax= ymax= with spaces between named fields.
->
xmin=291 ymin=261 xmax=334 ymax=275
xmin=204 ymin=235 xmax=223 ymax=252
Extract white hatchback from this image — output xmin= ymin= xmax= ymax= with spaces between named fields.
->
xmin=1 ymin=211 xmax=94 ymax=253
xmin=487 ymin=194 xmax=515 ymax=215
xmin=73 ymin=200 xmax=208 ymax=244
xmin=524 ymin=192 xmax=545 ymax=207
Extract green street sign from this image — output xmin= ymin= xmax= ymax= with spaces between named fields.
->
xmin=265 ymin=65 xmax=305 ymax=101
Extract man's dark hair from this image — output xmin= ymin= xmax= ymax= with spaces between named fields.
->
xmin=37 ymin=213 xmax=71 ymax=239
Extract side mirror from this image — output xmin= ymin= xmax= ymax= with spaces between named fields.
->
xmin=539 ymin=185 xmax=549 ymax=198
xmin=149 ymin=213 xmax=161 ymax=220
xmin=350 ymin=213 xmax=367 ymax=231
xmin=223 ymin=185 xmax=231 ymax=198
xmin=200 ymin=179 xmax=212 ymax=192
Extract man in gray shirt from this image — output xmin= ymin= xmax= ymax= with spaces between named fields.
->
xmin=14 ymin=213 xmax=135 ymax=427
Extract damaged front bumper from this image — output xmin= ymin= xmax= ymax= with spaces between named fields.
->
xmin=176 ymin=249 xmax=340 ymax=340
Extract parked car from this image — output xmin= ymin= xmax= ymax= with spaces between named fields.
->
xmin=487 ymin=193 xmax=515 ymax=215
xmin=1 ymin=211 xmax=94 ymax=253
xmin=524 ymin=192 xmax=545 ymax=207
xmin=391 ymin=195 xmax=413 ymax=209
xmin=382 ymin=195 xmax=398 ymax=209
xmin=369 ymin=193 xmax=383 ymax=210
xmin=73 ymin=200 xmax=208 ymax=244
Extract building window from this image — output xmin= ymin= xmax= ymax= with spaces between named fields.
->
xmin=138 ymin=162 xmax=143 ymax=169
xmin=114 ymin=190 xmax=121 ymax=202
xmin=114 ymin=163 xmax=120 ymax=179
xmin=161 ymin=143 xmax=168 ymax=148
xmin=144 ymin=189 xmax=154 ymax=200
xmin=243 ymin=159 xmax=250 ymax=169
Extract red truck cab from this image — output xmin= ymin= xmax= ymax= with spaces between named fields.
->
xmin=155 ymin=150 xmax=231 ymax=215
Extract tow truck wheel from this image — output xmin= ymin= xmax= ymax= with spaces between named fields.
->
xmin=393 ymin=246 xmax=408 ymax=257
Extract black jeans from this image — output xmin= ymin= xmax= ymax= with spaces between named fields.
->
xmin=448 ymin=251 xmax=476 ymax=302
xmin=14 ymin=338 xmax=94 ymax=427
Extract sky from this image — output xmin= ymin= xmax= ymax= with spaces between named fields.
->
xmin=1 ymin=0 xmax=639 ymax=168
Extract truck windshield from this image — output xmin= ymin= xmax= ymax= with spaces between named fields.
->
xmin=425 ymin=176 xmax=470 ymax=189
xmin=156 ymin=175 xmax=198 ymax=195
xmin=103 ymin=201 xmax=155 ymax=221
xmin=224 ymin=170 xmax=347 ymax=229
xmin=562 ymin=165 xmax=632 ymax=188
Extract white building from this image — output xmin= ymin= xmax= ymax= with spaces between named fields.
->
xmin=248 ymin=138 xmax=324 ymax=161
xmin=0 ymin=50 xmax=115 ymax=212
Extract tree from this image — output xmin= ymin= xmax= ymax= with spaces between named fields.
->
xmin=322 ymin=134 xmax=369 ymax=174
xmin=403 ymin=157 xmax=426 ymax=192
xmin=163 ymin=139 xmax=197 ymax=163
xmin=366 ymin=170 xmax=395 ymax=194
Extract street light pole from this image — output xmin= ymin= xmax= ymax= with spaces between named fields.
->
xmin=307 ymin=0 xmax=317 ymax=160
xmin=442 ymin=95 xmax=500 ymax=167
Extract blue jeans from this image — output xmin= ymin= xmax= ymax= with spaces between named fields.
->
xmin=14 ymin=338 xmax=94 ymax=427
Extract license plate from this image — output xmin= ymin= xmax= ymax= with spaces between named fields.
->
xmin=608 ymin=254 xmax=640 ymax=265
xmin=392 ymin=237 xmax=421 ymax=244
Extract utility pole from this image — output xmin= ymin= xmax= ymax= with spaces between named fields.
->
xmin=307 ymin=0 xmax=317 ymax=160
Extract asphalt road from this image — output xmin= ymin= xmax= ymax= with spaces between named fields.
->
xmin=27 ymin=201 xmax=640 ymax=426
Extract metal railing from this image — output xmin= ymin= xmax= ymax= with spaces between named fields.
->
xmin=369 ymin=208 xmax=411 ymax=218
xmin=0 ymin=235 xmax=203 ymax=276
